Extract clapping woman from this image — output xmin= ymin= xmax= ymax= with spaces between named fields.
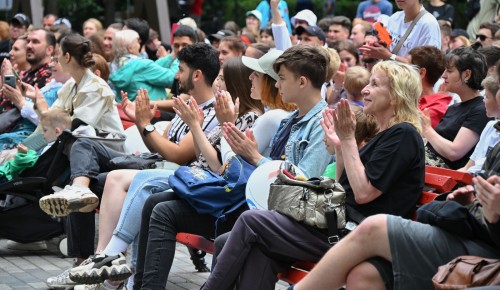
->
xmin=202 ymin=61 xmax=426 ymax=290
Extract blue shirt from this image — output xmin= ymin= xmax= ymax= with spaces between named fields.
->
xmin=356 ymin=0 xmax=393 ymax=23
xmin=256 ymin=0 xmax=292 ymax=33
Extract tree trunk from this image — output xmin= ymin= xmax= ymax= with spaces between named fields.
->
xmin=103 ymin=0 xmax=117 ymax=27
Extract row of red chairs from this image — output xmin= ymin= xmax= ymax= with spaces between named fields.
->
xmin=176 ymin=166 xmax=473 ymax=285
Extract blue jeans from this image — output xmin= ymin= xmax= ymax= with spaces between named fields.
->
xmin=112 ymin=169 xmax=175 ymax=244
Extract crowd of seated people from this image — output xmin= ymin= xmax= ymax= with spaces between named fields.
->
xmin=0 ymin=0 xmax=499 ymax=289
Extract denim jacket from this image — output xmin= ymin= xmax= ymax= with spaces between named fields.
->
xmin=257 ymin=99 xmax=332 ymax=178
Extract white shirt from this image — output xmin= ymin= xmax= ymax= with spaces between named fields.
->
xmin=387 ymin=6 xmax=441 ymax=57
xmin=220 ymin=108 xmax=290 ymax=163
xmin=468 ymin=120 xmax=500 ymax=174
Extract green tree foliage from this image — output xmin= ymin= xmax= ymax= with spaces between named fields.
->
xmin=202 ymin=0 xmax=468 ymax=30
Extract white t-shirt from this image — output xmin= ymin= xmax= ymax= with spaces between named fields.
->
xmin=387 ymin=7 xmax=441 ymax=57
xmin=468 ymin=120 xmax=500 ymax=174
xmin=220 ymin=108 xmax=290 ymax=163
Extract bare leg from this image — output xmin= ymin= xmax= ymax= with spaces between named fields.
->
xmin=294 ymin=215 xmax=391 ymax=290
xmin=72 ymin=176 xmax=91 ymax=188
xmin=346 ymin=262 xmax=386 ymax=290
xmin=96 ymin=169 xmax=137 ymax=252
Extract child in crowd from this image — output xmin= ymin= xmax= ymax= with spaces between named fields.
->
xmin=39 ymin=109 xmax=72 ymax=145
xmin=460 ymin=75 xmax=500 ymax=173
xmin=0 ymin=109 xmax=71 ymax=209
xmin=323 ymin=106 xmax=379 ymax=178
xmin=343 ymin=66 xmax=370 ymax=107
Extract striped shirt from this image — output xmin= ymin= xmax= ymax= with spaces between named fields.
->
xmin=167 ymin=98 xmax=218 ymax=144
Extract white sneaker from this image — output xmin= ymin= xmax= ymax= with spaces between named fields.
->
xmin=7 ymin=240 xmax=47 ymax=251
xmin=46 ymin=268 xmax=77 ymax=290
xmin=74 ymin=282 xmax=123 ymax=290
xmin=70 ymin=253 xmax=131 ymax=284
xmin=39 ymin=185 xmax=99 ymax=216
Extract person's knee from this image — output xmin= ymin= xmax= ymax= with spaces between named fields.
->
xmin=150 ymin=200 xmax=179 ymax=225
xmin=72 ymin=138 xmax=92 ymax=151
xmin=346 ymin=262 xmax=386 ymax=290
xmin=105 ymin=171 xmax=122 ymax=189
xmin=352 ymin=214 xmax=388 ymax=242
xmin=143 ymin=194 xmax=161 ymax=219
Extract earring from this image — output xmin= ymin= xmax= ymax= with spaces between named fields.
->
xmin=464 ymin=78 xmax=469 ymax=83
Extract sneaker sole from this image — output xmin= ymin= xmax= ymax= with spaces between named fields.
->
xmin=39 ymin=196 xmax=99 ymax=217
xmin=69 ymin=265 xmax=132 ymax=284
xmin=46 ymin=284 xmax=76 ymax=290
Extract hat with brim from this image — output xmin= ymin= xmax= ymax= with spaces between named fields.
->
xmin=291 ymin=9 xmax=317 ymax=26
xmin=242 ymin=49 xmax=284 ymax=81
xmin=295 ymin=26 xmax=326 ymax=43
xmin=10 ymin=13 xmax=31 ymax=27
xmin=209 ymin=29 xmax=235 ymax=42
xmin=246 ymin=10 xmax=263 ymax=23
xmin=450 ymin=28 xmax=469 ymax=39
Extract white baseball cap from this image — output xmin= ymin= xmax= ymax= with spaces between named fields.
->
xmin=291 ymin=9 xmax=317 ymax=26
xmin=246 ymin=10 xmax=263 ymax=23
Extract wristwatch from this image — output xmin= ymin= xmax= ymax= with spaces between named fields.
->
xmin=143 ymin=124 xmax=155 ymax=136
xmin=389 ymin=54 xmax=397 ymax=61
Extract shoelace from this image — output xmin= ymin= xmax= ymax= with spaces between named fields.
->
xmin=48 ymin=269 xmax=72 ymax=284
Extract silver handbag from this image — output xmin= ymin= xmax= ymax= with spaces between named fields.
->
xmin=268 ymin=170 xmax=346 ymax=229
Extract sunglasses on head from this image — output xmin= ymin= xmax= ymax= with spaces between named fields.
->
xmin=476 ymin=34 xmax=489 ymax=41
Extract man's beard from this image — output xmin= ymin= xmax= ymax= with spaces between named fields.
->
xmin=27 ymin=51 xmax=45 ymax=67
xmin=178 ymin=72 xmax=195 ymax=94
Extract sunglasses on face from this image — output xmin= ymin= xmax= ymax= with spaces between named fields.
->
xmin=476 ymin=34 xmax=490 ymax=41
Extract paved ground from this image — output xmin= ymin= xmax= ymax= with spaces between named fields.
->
xmin=0 ymin=238 xmax=289 ymax=290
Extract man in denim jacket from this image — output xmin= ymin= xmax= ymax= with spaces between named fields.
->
xmin=202 ymin=45 xmax=333 ymax=290
xmin=224 ymin=45 xmax=332 ymax=178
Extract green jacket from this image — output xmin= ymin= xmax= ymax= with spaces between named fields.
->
xmin=110 ymin=55 xmax=179 ymax=103
xmin=0 ymin=150 xmax=39 ymax=180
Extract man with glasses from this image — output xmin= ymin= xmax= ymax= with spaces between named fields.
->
xmin=476 ymin=22 xmax=500 ymax=47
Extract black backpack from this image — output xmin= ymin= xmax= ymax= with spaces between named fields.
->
xmin=482 ymin=133 xmax=500 ymax=175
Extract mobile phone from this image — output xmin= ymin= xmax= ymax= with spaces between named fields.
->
xmin=11 ymin=69 xmax=25 ymax=94
xmin=11 ymin=68 xmax=21 ymax=82
xmin=3 ymin=75 xmax=16 ymax=88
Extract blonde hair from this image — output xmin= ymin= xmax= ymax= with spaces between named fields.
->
xmin=454 ymin=35 xmax=471 ymax=47
xmin=482 ymin=75 xmax=499 ymax=99
xmin=112 ymin=29 xmax=140 ymax=59
xmin=344 ymin=66 xmax=370 ymax=99
xmin=322 ymin=47 xmax=340 ymax=81
xmin=41 ymin=109 xmax=71 ymax=131
xmin=371 ymin=61 xmax=422 ymax=133
xmin=83 ymin=18 xmax=103 ymax=33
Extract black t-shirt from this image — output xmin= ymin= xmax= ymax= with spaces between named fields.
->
xmin=340 ymin=122 xmax=425 ymax=219
xmin=428 ymin=97 xmax=491 ymax=169
xmin=0 ymin=40 xmax=10 ymax=65
xmin=424 ymin=3 xmax=455 ymax=24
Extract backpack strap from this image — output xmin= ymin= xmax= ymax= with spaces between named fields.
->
xmin=392 ymin=9 xmax=428 ymax=55
xmin=483 ymin=138 xmax=500 ymax=173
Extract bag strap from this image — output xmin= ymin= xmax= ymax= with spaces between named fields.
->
xmin=346 ymin=205 xmax=366 ymax=224
xmin=325 ymin=208 xmax=339 ymax=245
xmin=392 ymin=9 xmax=427 ymax=55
